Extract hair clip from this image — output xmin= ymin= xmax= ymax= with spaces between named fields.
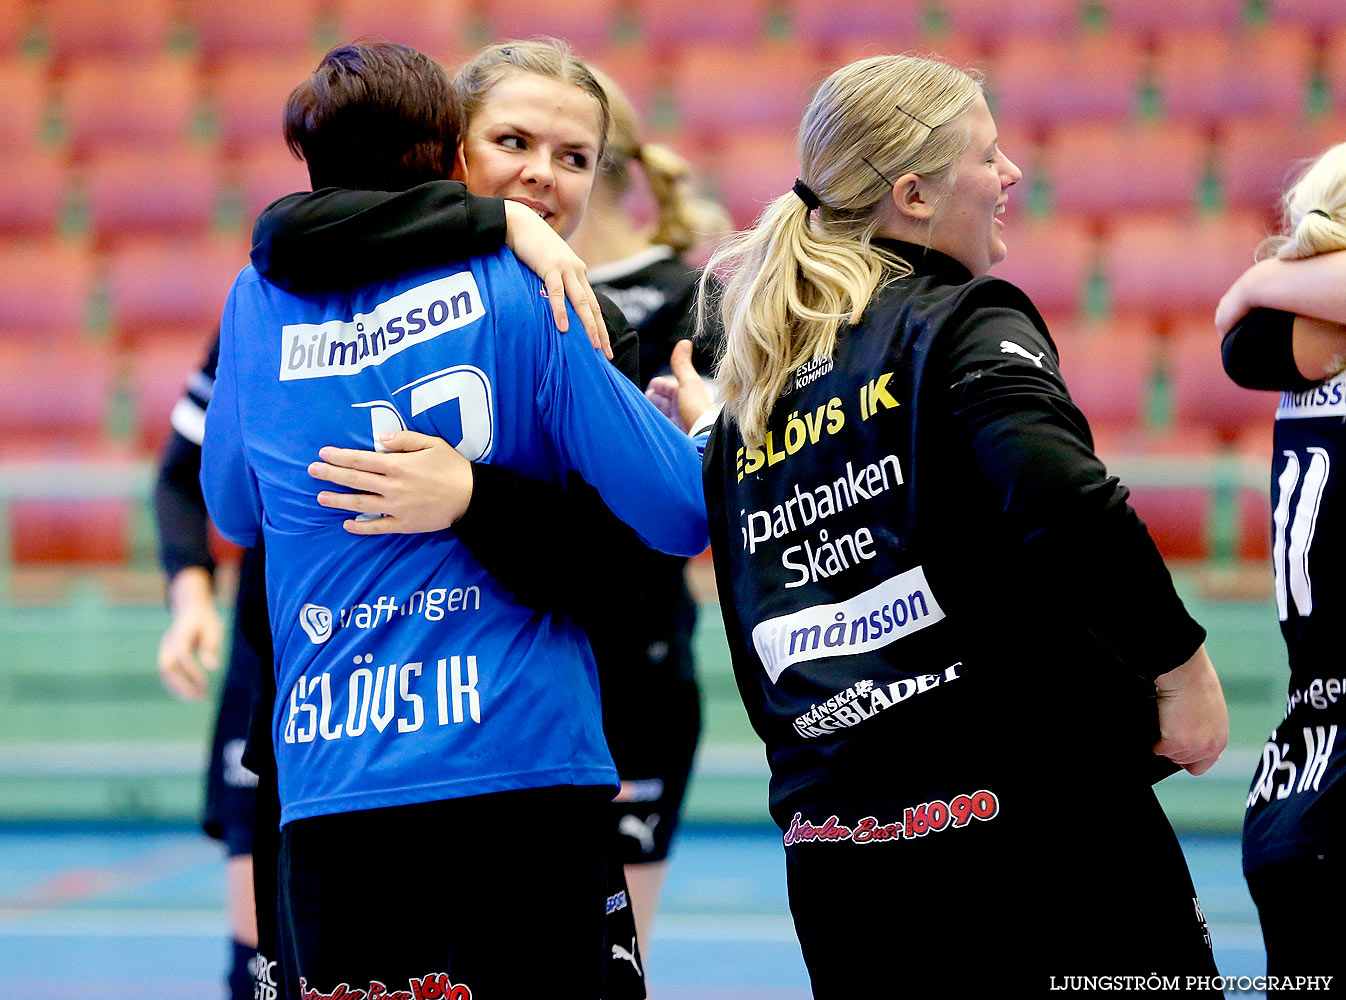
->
xmin=894 ymin=103 xmax=935 ymax=130
xmin=860 ymin=156 xmax=895 ymax=188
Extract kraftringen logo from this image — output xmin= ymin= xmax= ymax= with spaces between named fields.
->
xmin=299 ymin=604 xmax=333 ymax=644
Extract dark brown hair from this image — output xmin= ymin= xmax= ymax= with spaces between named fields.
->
xmin=284 ymin=41 xmax=459 ymax=191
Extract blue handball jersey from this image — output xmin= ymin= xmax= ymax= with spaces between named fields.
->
xmin=201 ymin=248 xmax=708 ymax=825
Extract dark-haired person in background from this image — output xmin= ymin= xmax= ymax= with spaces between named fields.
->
xmin=199 ymin=41 xmax=704 ymax=1000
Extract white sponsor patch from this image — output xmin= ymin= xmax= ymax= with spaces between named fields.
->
xmin=751 ymin=566 xmax=944 ymax=683
xmin=299 ymin=603 xmax=333 ymax=644
xmin=279 ymin=273 xmax=485 ymax=381
xmin=1277 ymin=373 xmax=1346 ymax=419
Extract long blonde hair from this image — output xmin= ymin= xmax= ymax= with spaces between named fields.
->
xmin=1263 ymin=141 xmax=1346 ymax=261
xmin=591 ymin=65 xmax=729 ymax=253
xmin=704 ymin=55 xmax=982 ymax=444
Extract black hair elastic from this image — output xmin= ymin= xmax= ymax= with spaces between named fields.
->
xmin=792 ymin=178 xmax=821 ymax=211
xmin=1309 ymin=209 xmax=1333 ymax=220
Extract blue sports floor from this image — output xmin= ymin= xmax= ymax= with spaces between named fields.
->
xmin=0 ymin=825 xmax=1265 ymax=999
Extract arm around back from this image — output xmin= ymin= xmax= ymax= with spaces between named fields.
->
xmin=533 ymin=289 xmax=708 ymax=557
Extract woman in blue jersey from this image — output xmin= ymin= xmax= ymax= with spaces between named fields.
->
xmin=1218 ymin=142 xmax=1346 ymax=985
xmin=262 ymin=45 xmax=726 ymax=973
xmin=200 ymin=41 xmax=705 ymax=1000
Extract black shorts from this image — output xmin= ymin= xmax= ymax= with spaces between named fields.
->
xmin=276 ymin=786 xmax=645 ymax=1000
xmin=1246 ymin=855 xmax=1345 ymax=980
xmin=779 ymin=771 xmax=1219 ymax=997
xmin=607 ymin=676 xmax=701 ymax=865
xmin=201 ymin=591 xmax=264 ymax=857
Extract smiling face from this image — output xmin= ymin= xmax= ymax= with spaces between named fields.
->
xmin=925 ymin=92 xmax=1021 ymax=276
xmin=459 ymin=71 xmax=604 ymax=240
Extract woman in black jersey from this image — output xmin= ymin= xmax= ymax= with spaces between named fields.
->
xmin=1218 ymin=142 xmax=1346 ymax=984
xmin=684 ymin=54 xmax=1228 ymax=993
xmin=152 ymin=174 xmax=607 ymax=1000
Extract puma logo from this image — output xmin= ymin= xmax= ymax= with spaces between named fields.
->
xmin=612 ymin=937 xmax=643 ymax=977
xmin=999 ymin=340 xmax=1045 ymax=368
xmin=618 ymin=813 xmax=661 ymax=855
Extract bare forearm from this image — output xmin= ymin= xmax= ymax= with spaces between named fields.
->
xmin=1240 ymin=253 xmax=1346 ymax=324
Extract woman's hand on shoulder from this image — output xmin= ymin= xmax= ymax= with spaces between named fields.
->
xmin=309 ymin=431 xmax=473 ymax=535
xmin=1152 ymin=644 xmax=1229 ymax=776
xmin=503 ymin=200 xmax=610 ymax=358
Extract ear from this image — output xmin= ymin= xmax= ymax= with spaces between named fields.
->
xmin=891 ymin=171 xmax=938 ymax=222
xmin=452 ymin=141 xmax=469 ymax=183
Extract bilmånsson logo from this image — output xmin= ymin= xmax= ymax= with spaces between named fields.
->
xmin=279 ymin=273 xmax=485 ymax=381
xmin=299 ymin=604 xmax=333 ymax=644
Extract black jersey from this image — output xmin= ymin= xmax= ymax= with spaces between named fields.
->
xmin=1225 ymin=309 xmax=1346 ymax=871
xmin=587 ymin=244 xmax=721 ymax=378
xmin=704 ymin=240 xmax=1205 ymax=816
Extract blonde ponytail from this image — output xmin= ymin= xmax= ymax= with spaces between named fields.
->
xmin=638 ymin=141 xmax=731 ymax=253
xmin=589 ymin=64 xmax=730 ymax=253
xmin=706 ymin=55 xmax=982 ymax=445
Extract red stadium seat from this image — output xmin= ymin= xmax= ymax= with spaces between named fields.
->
xmin=235 ymin=145 xmax=312 ymax=224
xmin=83 ymin=148 xmax=223 ymax=243
xmin=0 ymin=58 xmax=49 ymax=153
xmin=44 ymin=0 xmax=175 ymax=62
xmin=483 ymin=0 xmax=623 ymax=49
xmin=1168 ymin=323 xmax=1279 ymax=442
xmin=208 ymin=54 xmax=318 ymax=152
xmin=830 ymin=36 xmax=987 ymax=77
xmin=1126 ymin=482 xmax=1214 ymax=562
xmin=942 ymin=0 xmax=1079 ymax=41
xmin=1274 ymin=0 xmax=1346 ymax=33
xmin=129 ymin=334 xmax=212 ymax=453
xmin=1102 ymin=212 xmax=1267 ymax=317
xmin=991 ymin=214 xmax=1095 ymax=317
xmin=1099 ymin=0 xmax=1243 ymax=34
xmin=0 ymin=342 xmax=115 ymax=448
xmin=331 ymin=0 xmax=469 ymax=60
xmin=1322 ymin=32 xmax=1346 ymax=118
xmin=988 ymin=35 xmax=1144 ymax=130
xmin=189 ymin=0 xmax=323 ymax=60
xmin=62 ymin=56 xmax=198 ymax=155
xmin=0 ymin=240 xmax=94 ymax=340
xmin=107 ymin=235 xmax=247 ymax=344
xmin=0 ymin=0 xmax=29 ymax=56
xmin=9 ymin=497 xmax=133 ymax=564
xmin=1045 ymin=122 xmax=1208 ymax=216
xmin=1217 ymin=115 xmax=1331 ymax=213
xmin=670 ymin=42 xmax=827 ymax=137
xmin=697 ymin=130 xmax=797 ymax=229
xmin=634 ymin=0 xmax=770 ymax=49
xmin=788 ymin=1 xmax=918 ymax=47
xmin=1235 ymin=424 xmax=1273 ymax=561
xmin=587 ymin=47 xmax=673 ymax=122
xmin=1155 ymin=28 xmax=1313 ymax=124
xmin=0 ymin=152 xmax=70 ymax=237
xmin=1056 ymin=320 xmax=1159 ymax=436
